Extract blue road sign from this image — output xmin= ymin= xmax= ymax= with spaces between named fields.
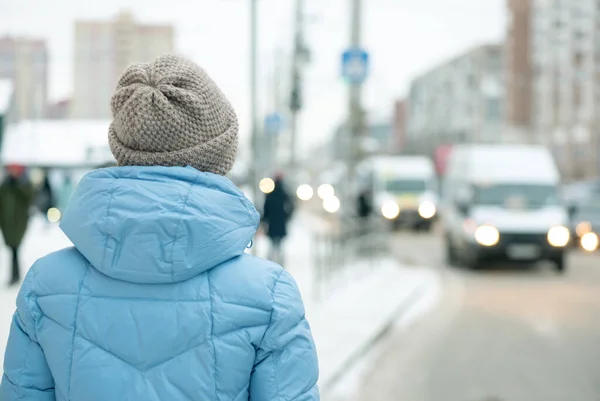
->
xmin=264 ymin=113 xmax=283 ymax=135
xmin=342 ymin=48 xmax=369 ymax=84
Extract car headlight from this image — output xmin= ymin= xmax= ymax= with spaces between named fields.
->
xmin=418 ymin=201 xmax=436 ymax=219
xmin=581 ymin=232 xmax=599 ymax=252
xmin=381 ymin=201 xmax=400 ymax=220
xmin=323 ymin=195 xmax=341 ymax=213
xmin=474 ymin=225 xmax=500 ymax=247
xmin=547 ymin=226 xmax=570 ymax=247
xmin=576 ymin=221 xmax=592 ymax=237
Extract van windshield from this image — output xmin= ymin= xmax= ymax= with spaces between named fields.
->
xmin=472 ymin=183 xmax=559 ymax=208
xmin=385 ymin=179 xmax=427 ymax=194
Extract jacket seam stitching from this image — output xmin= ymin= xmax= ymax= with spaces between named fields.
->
xmin=16 ymin=266 xmax=38 ymax=401
xmin=263 ymin=269 xmax=284 ymax=349
xmin=66 ymin=266 xmax=91 ymax=400
xmin=100 ymin=185 xmax=116 ymax=269
xmin=207 ymin=272 xmax=220 ymax=401
xmin=170 ymin=171 xmax=199 ymax=280
xmin=15 ymin=323 xmax=32 ymax=401
xmin=266 ymin=269 xmax=284 ymax=399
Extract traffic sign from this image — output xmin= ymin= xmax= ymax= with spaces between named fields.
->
xmin=341 ymin=48 xmax=369 ymax=84
xmin=264 ymin=113 xmax=283 ymax=135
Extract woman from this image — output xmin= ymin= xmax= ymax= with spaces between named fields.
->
xmin=262 ymin=173 xmax=294 ymax=265
xmin=1 ymin=55 xmax=319 ymax=400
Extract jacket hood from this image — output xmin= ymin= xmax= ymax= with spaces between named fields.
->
xmin=60 ymin=166 xmax=259 ymax=284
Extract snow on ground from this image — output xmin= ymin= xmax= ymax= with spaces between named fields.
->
xmin=325 ymin=272 xmax=442 ymax=400
xmin=0 ymin=209 xmax=440 ymax=391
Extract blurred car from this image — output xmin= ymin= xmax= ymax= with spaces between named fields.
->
xmin=356 ymin=155 xmax=439 ymax=231
xmin=562 ymin=179 xmax=600 ymax=205
xmin=568 ymin=200 xmax=600 ymax=252
xmin=441 ymin=144 xmax=570 ymax=273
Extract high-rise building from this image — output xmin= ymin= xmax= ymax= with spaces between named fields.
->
xmin=0 ymin=36 xmax=48 ymax=121
xmin=528 ymin=0 xmax=600 ymax=178
xmin=393 ymin=99 xmax=407 ymax=153
xmin=505 ymin=0 xmax=533 ymax=136
xmin=406 ymin=44 xmax=505 ymax=154
xmin=71 ymin=11 xmax=175 ymax=119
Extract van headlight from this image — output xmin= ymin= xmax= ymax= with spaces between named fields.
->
xmin=581 ymin=232 xmax=599 ymax=252
xmin=547 ymin=226 xmax=570 ymax=247
xmin=474 ymin=225 xmax=500 ymax=247
xmin=418 ymin=201 xmax=436 ymax=219
xmin=381 ymin=201 xmax=400 ymax=220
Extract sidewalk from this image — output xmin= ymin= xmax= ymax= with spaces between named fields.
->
xmin=253 ymin=212 xmax=439 ymax=392
xmin=0 ymin=212 xmax=440 ymax=392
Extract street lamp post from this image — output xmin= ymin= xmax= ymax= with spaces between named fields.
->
xmin=289 ymin=0 xmax=305 ymax=183
xmin=347 ymin=0 xmax=364 ymax=189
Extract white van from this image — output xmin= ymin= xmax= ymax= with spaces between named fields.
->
xmin=356 ymin=155 xmax=438 ymax=230
xmin=442 ymin=144 xmax=570 ymax=273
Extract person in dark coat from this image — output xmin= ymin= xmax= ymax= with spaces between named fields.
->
xmin=35 ymin=171 xmax=56 ymax=218
xmin=262 ymin=174 xmax=294 ymax=265
xmin=0 ymin=164 xmax=35 ymax=286
xmin=357 ymin=187 xmax=373 ymax=219
xmin=357 ymin=188 xmax=374 ymax=247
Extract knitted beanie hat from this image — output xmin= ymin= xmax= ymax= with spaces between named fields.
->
xmin=108 ymin=54 xmax=238 ymax=176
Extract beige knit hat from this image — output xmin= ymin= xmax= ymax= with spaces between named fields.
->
xmin=108 ymin=54 xmax=238 ymax=176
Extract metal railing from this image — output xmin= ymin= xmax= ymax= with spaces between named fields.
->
xmin=312 ymin=215 xmax=390 ymax=300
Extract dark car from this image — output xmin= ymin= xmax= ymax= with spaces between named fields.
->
xmin=569 ymin=201 xmax=600 ymax=251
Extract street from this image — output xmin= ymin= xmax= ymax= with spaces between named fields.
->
xmin=340 ymin=228 xmax=600 ymax=401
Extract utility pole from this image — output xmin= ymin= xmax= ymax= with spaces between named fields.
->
xmin=273 ymin=49 xmax=283 ymax=112
xmin=249 ymin=0 xmax=261 ymax=256
xmin=270 ymin=48 xmax=283 ymax=171
xmin=289 ymin=0 xmax=305 ymax=184
xmin=250 ymin=0 xmax=260 ymax=207
xmin=347 ymin=0 xmax=365 ymax=188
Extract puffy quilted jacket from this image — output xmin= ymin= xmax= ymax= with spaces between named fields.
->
xmin=0 ymin=166 xmax=319 ymax=401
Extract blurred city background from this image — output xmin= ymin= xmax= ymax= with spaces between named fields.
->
xmin=3 ymin=0 xmax=600 ymax=400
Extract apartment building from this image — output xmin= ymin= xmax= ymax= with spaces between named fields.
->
xmin=71 ymin=11 xmax=175 ymax=119
xmin=505 ymin=0 xmax=533 ymax=136
xmin=528 ymin=0 xmax=600 ymax=179
xmin=406 ymin=44 xmax=505 ymax=154
xmin=0 ymin=36 xmax=48 ymax=121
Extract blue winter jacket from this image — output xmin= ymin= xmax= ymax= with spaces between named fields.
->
xmin=0 ymin=166 xmax=319 ymax=401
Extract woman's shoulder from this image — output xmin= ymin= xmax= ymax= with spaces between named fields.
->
xmin=208 ymin=254 xmax=299 ymax=309
xmin=26 ymin=247 xmax=89 ymax=296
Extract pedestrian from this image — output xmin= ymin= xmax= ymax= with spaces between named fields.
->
xmin=0 ymin=164 xmax=35 ymax=286
xmin=35 ymin=171 xmax=57 ymax=229
xmin=357 ymin=187 xmax=373 ymax=220
xmin=262 ymin=173 xmax=295 ymax=265
xmin=356 ymin=187 xmax=374 ymax=253
xmin=0 ymin=55 xmax=319 ymax=400
xmin=35 ymin=170 xmax=56 ymax=216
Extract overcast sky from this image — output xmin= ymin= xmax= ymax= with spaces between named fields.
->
xmin=1 ymin=0 xmax=506 ymax=153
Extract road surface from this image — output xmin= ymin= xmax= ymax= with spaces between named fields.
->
xmin=339 ymin=228 xmax=600 ymax=401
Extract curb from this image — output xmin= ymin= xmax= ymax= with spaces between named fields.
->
xmin=319 ymin=280 xmax=432 ymax=393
